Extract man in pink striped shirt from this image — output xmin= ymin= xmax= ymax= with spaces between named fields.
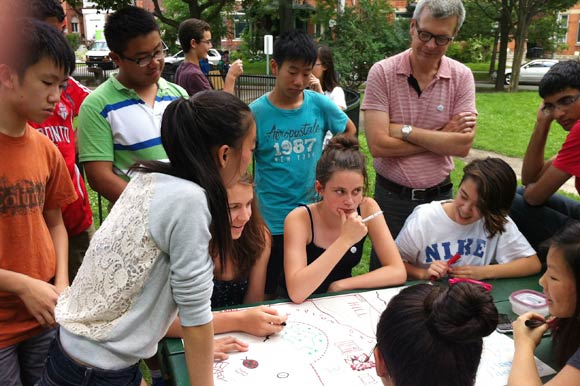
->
xmin=362 ymin=0 xmax=477 ymax=270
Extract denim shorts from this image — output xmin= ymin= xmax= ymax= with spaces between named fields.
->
xmin=36 ymin=330 xmax=142 ymax=386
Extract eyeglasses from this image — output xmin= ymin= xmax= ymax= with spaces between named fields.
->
xmin=120 ymin=48 xmax=167 ymax=67
xmin=415 ymin=24 xmax=454 ymax=46
xmin=198 ymin=39 xmax=212 ymax=45
xmin=541 ymin=93 xmax=580 ymax=114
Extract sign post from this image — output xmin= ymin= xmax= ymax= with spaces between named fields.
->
xmin=264 ymin=34 xmax=273 ymax=75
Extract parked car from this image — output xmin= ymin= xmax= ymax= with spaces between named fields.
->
xmin=164 ymin=48 xmax=221 ymax=66
xmin=85 ymin=40 xmax=117 ymax=70
xmin=499 ymin=59 xmax=559 ymax=85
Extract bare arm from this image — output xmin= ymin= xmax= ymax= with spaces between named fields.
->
xmin=84 ymin=161 xmax=128 ymax=203
xmin=344 ymin=117 xmax=357 ymax=137
xmin=523 ymin=166 xmax=571 ymax=206
xmin=183 ymin=322 xmax=214 ymax=386
xmin=450 ymin=255 xmax=541 ymax=280
xmin=389 ymin=112 xmax=477 ymax=157
xmin=404 ymin=261 xmax=432 ymax=280
xmin=364 ymin=109 xmax=426 ymax=157
xmin=213 ymin=306 xmax=287 ymax=336
xmin=522 ymin=106 xmax=554 ymax=185
xmin=222 ymin=59 xmax=243 ymax=95
xmin=284 ymin=207 xmax=367 ymax=304
xmin=43 ymin=207 xmax=69 ymax=291
xmin=0 ymin=269 xmax=58 ymax=327
xmin=328 ymin=199 xmax=406 ymax=292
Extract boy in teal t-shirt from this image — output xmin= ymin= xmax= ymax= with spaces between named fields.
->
xmin=250 ymin=30 xmax=356 ymax=297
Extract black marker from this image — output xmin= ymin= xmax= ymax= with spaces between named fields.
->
xmin=280 ymin=322 xmax=287 ymax=326
xmin=525 ymin=318 xmax=556 ymax=328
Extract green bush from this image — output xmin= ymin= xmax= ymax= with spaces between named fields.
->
xmin=66 ymin=33 xmax=81 ymax=51
xmin=447 ymin=37 xmax=494 ymax=63
xmin=316 ymin=0 xmax=409 ymax=89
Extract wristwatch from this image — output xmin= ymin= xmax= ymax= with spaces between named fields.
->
xmin=401 ymin=125 xmax=413 ymax=141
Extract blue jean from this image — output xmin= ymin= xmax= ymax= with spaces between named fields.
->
xmin=0 ymin=328 xmax=55 ymax=386
xmin=369 ymin=179 xmax=453 ymax=271
xmin=510 ymin=186 xmax=580 ymax=263
xmin=36 ymin=330 xmax=142 ymax=386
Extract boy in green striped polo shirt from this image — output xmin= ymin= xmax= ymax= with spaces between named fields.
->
xmin=78 ymin=6 xmax=188 ymax=203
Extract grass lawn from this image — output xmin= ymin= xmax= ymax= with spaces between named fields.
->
xmin=475 ymin=91 xmax=567 ymax=158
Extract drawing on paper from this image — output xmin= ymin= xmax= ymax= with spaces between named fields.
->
xmin=209 ymin=286 xmax=556 ymax=386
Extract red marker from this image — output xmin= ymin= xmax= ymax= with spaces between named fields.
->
xmin=430 ymin=253 xmax=462 ymax=281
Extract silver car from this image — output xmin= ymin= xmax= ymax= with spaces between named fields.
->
xmin=504 ymin=59 xmax=559 ymax=85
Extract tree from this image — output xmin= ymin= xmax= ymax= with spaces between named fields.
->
xmin=314 ymin=0 xmax=408 ymax=89
xmin=469 ymin=0 xmax=575 ymax=91
xmin=509 ymin=0 xmax=576 ymax=92
xmin=67 ymin=0 xmax=235 ymax=29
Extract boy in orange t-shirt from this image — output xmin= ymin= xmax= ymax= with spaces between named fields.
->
xmin=0 ymin=18 xmax=77 ymax=385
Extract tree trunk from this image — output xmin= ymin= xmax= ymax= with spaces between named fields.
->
xmin=279 ymin=0 xmax=293 ymax=34
xmin=509 ymin=3 xmax=530 ymax=92
xmin=489 ymin=25 xmax=500 ymax=79
xmin=495 ymin=12 xmax=510 ymax=91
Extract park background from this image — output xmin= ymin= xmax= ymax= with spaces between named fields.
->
xmin=58 ymin=1 xmax=580 ymax=382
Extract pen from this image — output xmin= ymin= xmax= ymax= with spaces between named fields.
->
xmin=362 ymin=210 xmax=383 ymax=223
xmin=430 ymin=253 xmax=462 ymax=281
xmin=525 ymin=318 xmax=556 ymax=328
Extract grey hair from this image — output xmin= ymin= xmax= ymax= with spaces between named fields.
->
xmin=413 ymin=0 xmax=466 ymax=34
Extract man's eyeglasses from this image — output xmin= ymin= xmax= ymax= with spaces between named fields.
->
xmin=541 ymin=93 xmax=580 ymax=114
xmin=198 ymin=39 xmax=212 ymax=45
xmin=415 ymin=24 xmax=454 ymax=46
xmin=120 ymin=48 xmax=167 ymax=67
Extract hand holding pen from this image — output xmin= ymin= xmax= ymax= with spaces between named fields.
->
xmin=512 ymin=312 xmax=552 ymax=349
xmin=429 ymin=253 xmax=461 ymax=281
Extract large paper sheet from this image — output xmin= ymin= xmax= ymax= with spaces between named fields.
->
xmin=206 ymin=287 xmax=555 ymax=385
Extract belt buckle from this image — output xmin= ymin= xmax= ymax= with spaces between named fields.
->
xmin=411 ymin=188 xmax=426 ymax=201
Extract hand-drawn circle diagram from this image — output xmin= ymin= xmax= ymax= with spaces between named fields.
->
xmin=280 ymin=321 xmax=329 ymax=362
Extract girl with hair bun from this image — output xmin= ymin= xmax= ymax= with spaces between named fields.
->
xmin=509 ymin=223 xmax=580 ymax=386
xmin=398 ymin=157 xmax=541 ymax=281
xmin=374 ymin=282 xmax=498 ymax=386
xmin=284 ymin=134 xmax=406 ymax=304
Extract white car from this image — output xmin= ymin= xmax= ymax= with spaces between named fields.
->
xmin=164 ymin=48 xmax=221 ymax=66
xmin=503 ymin=59 xmax=559 ymax=85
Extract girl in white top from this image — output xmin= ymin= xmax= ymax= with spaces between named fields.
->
xmin=284 ymin=135 xmax=406 ymax=304
xmin=397 ymin=157 xmax=541 ymax=281
xmin=309 ymin=45 xmax=347 ymax=147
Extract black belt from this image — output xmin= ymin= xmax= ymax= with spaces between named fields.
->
xmin=376 ymin=174 xmax=452 ymax=201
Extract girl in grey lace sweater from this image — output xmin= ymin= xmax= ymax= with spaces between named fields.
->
xmin=38 ymin=91 xmax=257 ymax=386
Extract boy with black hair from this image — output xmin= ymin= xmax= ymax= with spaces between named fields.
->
xmin=25 ymin=0 xmax=94 ymax=283
xmin=176 ymin=18 xmax=243 ymax=95
xmin=511 ymin=60 xmax=580 ymax=256
xmin=0 ymin=17 xmax=77 ymax=386
xmin=250 ymin=30 xmax=356 ymax=297
xmin=79 ymin=6 xmax=188 ymax=204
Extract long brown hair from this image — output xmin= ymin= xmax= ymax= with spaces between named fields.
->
xmin=225 ymin=174 xmax=271 ymax=280
xmin=317 ymin=45 xmax=340 ymax=92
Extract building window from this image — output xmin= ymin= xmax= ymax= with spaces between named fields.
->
xmin=224 ymin=12 xmax=246 ymax=40
xmin=558 ymin=14 xmax=568 ymax=44
xmin=71 ymin=17 xmax=79 ymax=33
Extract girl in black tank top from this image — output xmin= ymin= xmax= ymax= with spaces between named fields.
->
xmin=283 ymin=134 xmax=406 ymax=304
